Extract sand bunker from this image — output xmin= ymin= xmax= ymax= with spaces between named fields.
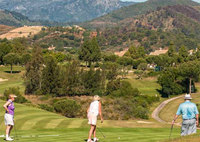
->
xmin=0 ymin=78 xmax=8 ymax=82
xmin=137 ymin=121 xmax=153 ymax=124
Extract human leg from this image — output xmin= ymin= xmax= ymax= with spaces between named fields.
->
xmin=188 ymin=119 xmax=196 ymax=135
xmin=88 ymin=125 xmax=95 ymax=142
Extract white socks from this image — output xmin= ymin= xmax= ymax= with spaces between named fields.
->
xmin=6 ymin=134 xmax=9 ymax=139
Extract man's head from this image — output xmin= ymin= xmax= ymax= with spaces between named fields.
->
xmin=184 ymin=94 xmax=192 ymax=100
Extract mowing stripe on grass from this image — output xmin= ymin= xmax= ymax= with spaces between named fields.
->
xmin=21 ymin=115 xmax=58 ymax=130
xmin=16 ymin=114 xmax=55 ymax=130
xmin=45 ymin=118 xmax=66 ymax=129
xmin=56 ymin=119 xmax=72 ymax=128
xmin=33 ymin=117 xmax=59 ymax=129
xmin=67 ymin=119 xmax=87 ymax=128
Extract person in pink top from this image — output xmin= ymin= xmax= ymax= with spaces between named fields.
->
xmin=87 ymin=95 xmax=103 ymax=142
xmin=3 ymin=94 xmax=17 ymax=141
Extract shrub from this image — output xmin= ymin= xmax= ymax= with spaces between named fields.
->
xmin=39 ymin=104 xmax=54 ymax=112
xmin=53 ymin=99 xmax=80 ymax=118
xmin=3 ymin=87 xmax=28 ymax=103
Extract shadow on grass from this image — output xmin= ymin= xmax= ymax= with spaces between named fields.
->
xmin=4 ymin=71 xmax=21 ymax=74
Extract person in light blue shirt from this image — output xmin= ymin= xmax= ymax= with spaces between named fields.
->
xmin=172 ymin=94 xmax=199 ymax=136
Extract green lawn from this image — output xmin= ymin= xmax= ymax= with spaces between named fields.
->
xmin=126 ymin=76 xmax=161 ymax=96
xmin=0 ymin=66 xmax=25 ymax=94
xmin=0 ymin=128 xmax=181 ymax=142
xmin=0 ymin=99 xmax=181 ymax=142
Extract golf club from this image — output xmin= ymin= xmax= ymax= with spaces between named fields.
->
xmin=97 ymin=127 xmax=106 ymax=139
xmin=14 ymin=123 xmax=19 ymax=140
xmin=169 ymin=124 xmax=174 ymax=140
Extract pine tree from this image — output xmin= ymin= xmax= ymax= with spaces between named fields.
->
xmin=24 ymin=47 xmax=43 ymax=94
xmin=41 ymin=55 xmax=60 ymax=95
xmin=79 ymin=37 xmax=101 ymax=66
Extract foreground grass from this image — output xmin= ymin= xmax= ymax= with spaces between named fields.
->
xmin=0 ymin=100 xmax=181 ymax=142
xmin=0 ymin=128 xmax=181 ymax=142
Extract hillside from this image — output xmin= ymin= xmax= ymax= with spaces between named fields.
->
xmin=0 ymin=24 xmax=14 ymax=35
xmin=96 ymin=5 xmax=200 ymax=52
xmin=0 ymin=26 xmax=43 ymax=40
xmin=0 ymin=0 xmax=134 ymax=23
xmin=0 ymin=10 xmax=63 ymax=27
xmin=83 ymin=0 xmax=200 ymax=28
xmin=0 ymin=10 xmax=34 ymax=26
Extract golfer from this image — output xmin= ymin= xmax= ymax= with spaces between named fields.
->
xmin=172 ymin=94 xmax=199 ymax=136
xmin=87 ymin=95 xmax=103 ymax=142
xmin=3 ymin=94 xmax=17 ymax=141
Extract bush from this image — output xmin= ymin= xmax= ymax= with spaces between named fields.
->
xmin=53 ymin=99 xmax=80 ymax=118
xmin=39 ymin=104 xmax=54 ymax=112
xmin=3 ymin=87 xmax=28 ymax=103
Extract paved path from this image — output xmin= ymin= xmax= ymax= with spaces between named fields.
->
xmin=152 ymin=95 xmax=183 ymax=123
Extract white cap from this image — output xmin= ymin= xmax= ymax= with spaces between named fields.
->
xmin=184 ymin=94 xmax=192 ymax=100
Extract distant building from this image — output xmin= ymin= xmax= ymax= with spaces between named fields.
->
xmin=48 ymin=45 xmax=56 ymax=50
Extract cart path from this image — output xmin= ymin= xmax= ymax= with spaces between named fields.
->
xmin=152 ymin=95 xmax=183 ymax=123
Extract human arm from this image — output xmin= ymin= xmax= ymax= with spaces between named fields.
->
xmin=196 ymin=114 xmax=199 ymax=126
xmin=172 ymin=105 xmax=182 ymax=125
xmin=99 ymin=102 xmax=103 ymax=123
xmin=195 ymin=105 xmax=199 ymax=126
xmin=3 ymin=101 xmax=11 ymax=113
xmin=87 ymin=106 xmax=90 ymax=114
xmin=172 ymin=114 xmax=179 ymax=125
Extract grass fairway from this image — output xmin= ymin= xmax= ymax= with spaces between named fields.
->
xmin=0 ymin=66 xmax=25 ymax=94
xmin=0 ymin=100 xmax=181 ymax=142
xmin=0 ymin=128 xmax=181 ymax=142
xmin=126 ymin=76 xmax=161 ymax=96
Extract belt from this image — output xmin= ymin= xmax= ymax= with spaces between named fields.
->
xmin=183 ymin=118 xmax=196 ymax=120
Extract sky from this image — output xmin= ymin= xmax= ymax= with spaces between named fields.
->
xmin=121 ymin=0 xmax=200 ymax=3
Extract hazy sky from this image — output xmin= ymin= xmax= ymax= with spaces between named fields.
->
xmin=121 ymin=0 xmax=200 ymax=3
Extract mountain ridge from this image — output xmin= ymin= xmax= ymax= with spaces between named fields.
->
xmin=0 ymin=0 xmax=135 ymax=23
xmin=96 ymin=4 xmax=200 ymax=52
xmin=83 ymin=0 xmax=200 ymax=28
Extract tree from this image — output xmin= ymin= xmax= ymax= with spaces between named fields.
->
xmin=178 ymin=46 xmax=188 ymax=63
xmin=41 ymin=56 xmax=61 ymax=95
xmin=0 ymin=42 xmax=12 ymax=64
xmin=158 ymin=68 xmax=183 ymax=97
xmin=79 ymin=38 xmax=101 ymax=66
xmin=24 ymin=47 xmax=43 ymax=94
xmin=82 ymin=67 xmax=103 ymax=95
xmin=138 ymin=63 xmax=147 ymax=71
xmin=3 ymin=53 xmax=20 ymax=74
xmin=21 ymin=53 xmax=31 ymax=65
xmin=179 ymin=61 xmax=200 ymax=94
xmin=62 ymin=60 xmax=85 ymax=96
xmin=125 ymin=46 xmax=146 ymax=60
xmin=101 ymin=62 xmax=120 ymax=81
xmin=11 ymin=39 xmax=26 ymax=54
xmin=167 ymin=44 xmax=176 ymax=57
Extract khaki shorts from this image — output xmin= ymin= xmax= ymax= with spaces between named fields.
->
xmin=4 ymin=113 xmax=14 ymax=126
xmin=88 ymin=113 xmax=97 ymax=125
